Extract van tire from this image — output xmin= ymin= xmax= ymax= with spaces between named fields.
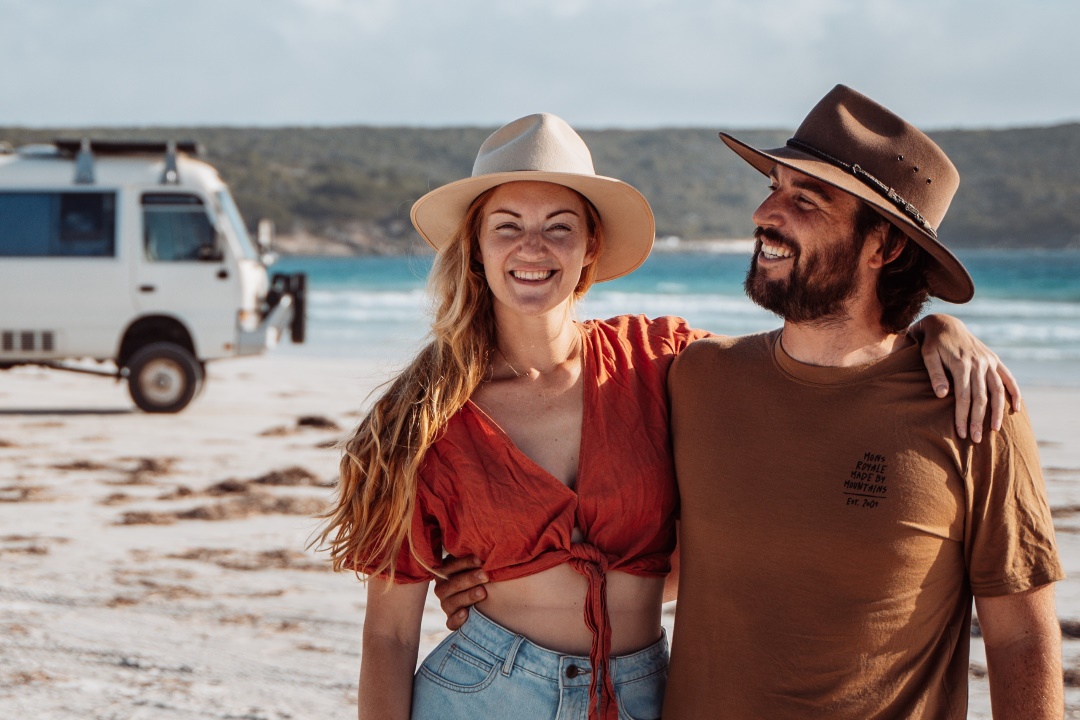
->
xmin=126 ymin=342 xmax=203 ymax=413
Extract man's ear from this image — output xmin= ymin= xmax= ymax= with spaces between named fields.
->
xmin=867 ymin=227 xmax=906 ymax=269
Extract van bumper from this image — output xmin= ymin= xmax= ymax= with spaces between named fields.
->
xmin=236 ymin=295 xmax=294 ymax=355
xmin=236 ymin=272 xmax=307 ymax=356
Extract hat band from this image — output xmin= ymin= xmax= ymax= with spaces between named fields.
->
xmin=785 ymin=138 xmax=938 ymax=238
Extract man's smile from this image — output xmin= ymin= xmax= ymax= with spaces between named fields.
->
xmin=759 ymin=241 xmax=795 ymax=261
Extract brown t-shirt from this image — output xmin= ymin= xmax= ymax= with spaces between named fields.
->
xmin=663 ymin=330 xmax=1063 ymax=719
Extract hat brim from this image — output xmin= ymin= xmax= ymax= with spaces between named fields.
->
xmin=411 ymin=171 xmax=655 ymax=282
xmin=719 ymin=133 xmax=974 ymax=304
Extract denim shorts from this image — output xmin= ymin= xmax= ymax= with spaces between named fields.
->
xmin=411 ymin=609 xmax=668 ymax=720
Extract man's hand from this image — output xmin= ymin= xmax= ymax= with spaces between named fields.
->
xmin=434 ymin=555 xmax=489 ymax=631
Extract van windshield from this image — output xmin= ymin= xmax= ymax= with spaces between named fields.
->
xmin=215 ymin=190 xmax=259 ymax=262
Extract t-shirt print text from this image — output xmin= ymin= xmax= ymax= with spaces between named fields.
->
xmin=843 ymin=451 xmax=888 ymax=508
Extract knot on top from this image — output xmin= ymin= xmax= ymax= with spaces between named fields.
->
xmin=569 ymin=542 xmax=609 ymax=572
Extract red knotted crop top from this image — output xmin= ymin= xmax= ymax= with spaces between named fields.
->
xmin=365 ymin=315 xmax=709 ymax=719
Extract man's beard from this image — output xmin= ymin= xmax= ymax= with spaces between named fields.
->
xmin=744 ymin=226 xmax=866 ymax=324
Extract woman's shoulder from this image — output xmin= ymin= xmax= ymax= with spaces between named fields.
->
xmin=583 ymin=314 xmax=712 ymax=344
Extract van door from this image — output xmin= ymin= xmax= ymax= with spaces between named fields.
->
xmin=133 ymin=193 xmax=240 ymax=360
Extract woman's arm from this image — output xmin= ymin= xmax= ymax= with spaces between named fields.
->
xmin=359 ymin=578 xmax=430 ymax=720
xmin=912 ymin=313 xmax=1021 ymax=443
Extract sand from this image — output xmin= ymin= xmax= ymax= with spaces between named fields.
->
xmin=2 ymin=354 xmax=1079 ymax=719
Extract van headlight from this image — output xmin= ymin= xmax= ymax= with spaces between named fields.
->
xmin=237 ymin=309 xmax=259 ymax=332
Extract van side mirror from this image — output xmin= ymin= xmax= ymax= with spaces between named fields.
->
xmin=257 ymin=219 xmax=278 ymax=266
xmin=257 ymin=219 xmax=275 ymax=253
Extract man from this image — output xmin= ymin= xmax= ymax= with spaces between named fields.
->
xmin=432 ymin=85 xmax=1063 ymax=717
xmin=662 ymin=85 xmax=1063 ymax=718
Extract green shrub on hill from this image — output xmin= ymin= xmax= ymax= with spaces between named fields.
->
xmin=2 ymin=123 xmax=1077 ymax=251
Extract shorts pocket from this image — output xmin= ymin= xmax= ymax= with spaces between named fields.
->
xmin=417 ymin=635 xmax=500 ymax=693
xmin=615 ymin=667 xmax=667 ymax=720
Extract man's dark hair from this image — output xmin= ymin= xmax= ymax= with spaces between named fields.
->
xmin=854 ymin=203 xmax=931 ymax=333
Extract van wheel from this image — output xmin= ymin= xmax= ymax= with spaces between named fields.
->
xmin=126 ymin=342 xmax=204 ymax=413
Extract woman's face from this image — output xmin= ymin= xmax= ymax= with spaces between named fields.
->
xmin=477 ymin=181 xmax=596 ymax=319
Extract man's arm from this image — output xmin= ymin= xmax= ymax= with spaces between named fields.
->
xmin=974 ymin=583 xmax=1063 ymax=719
xmin=663 ymin=525 xmax=680 ymax=604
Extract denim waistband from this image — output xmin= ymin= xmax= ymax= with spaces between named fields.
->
xmin=455 ymin=609 xmax=668 ymax=689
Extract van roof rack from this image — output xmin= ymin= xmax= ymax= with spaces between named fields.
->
xmin=50 ymin=139 xmax=203 ymax=185
xmin=52 ymin=139 xmax=202 ymax=157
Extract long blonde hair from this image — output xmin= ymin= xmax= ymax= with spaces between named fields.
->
xmin=317 ymin=183 xmax=604 ymax=580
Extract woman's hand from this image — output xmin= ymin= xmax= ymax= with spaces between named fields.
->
xmin=912 ymin=313 xmax=1021 ymax=443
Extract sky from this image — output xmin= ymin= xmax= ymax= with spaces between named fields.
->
xmin=1 ymin=0 xmax=1077 ymax=131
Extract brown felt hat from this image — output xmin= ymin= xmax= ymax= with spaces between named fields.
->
xmin=411 ymin=113 xmax=655 ymax=282
xmin=720 ymin=84 xmax=974 ymax=303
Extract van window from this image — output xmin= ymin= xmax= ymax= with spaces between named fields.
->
xmin=215 ymin=189 xmax=259 ymax=261
xmin=0 ymin=192 xmax=116 ymax=257
xmin=142 ymin=193 xmax=217 ymax=262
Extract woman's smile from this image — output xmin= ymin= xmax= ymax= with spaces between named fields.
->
xmin=510 ymin=268 xmax=558 ymax=282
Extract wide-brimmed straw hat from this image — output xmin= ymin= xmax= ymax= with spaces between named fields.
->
xmin=719 ymin=84 xmax=974 ymax=303
xmin=411 ymin=113 xmax=655 ymax=282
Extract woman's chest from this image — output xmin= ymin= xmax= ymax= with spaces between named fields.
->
xmin=469 ymin=378 xmax=585 ymax=489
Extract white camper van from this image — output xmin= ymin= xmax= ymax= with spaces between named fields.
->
xmin=0 ymin=139 xmax=306 ymax=412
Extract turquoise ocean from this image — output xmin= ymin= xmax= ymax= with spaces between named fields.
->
xmin=274 ymin=248 xmax=1080 ymax=387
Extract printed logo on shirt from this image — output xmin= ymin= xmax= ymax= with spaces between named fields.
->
xmin=843 ymin=451 xmax=888 ymax=509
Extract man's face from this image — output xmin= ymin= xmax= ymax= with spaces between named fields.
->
xmin=744 ymin=165 xmax=869 ymax=324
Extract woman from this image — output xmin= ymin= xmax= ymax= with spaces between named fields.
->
xmin=317 ymin=114 xmax=1015 ymax=720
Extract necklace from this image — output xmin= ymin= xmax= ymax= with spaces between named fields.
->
xmin=495 ymin=331 xmax=581 ymax=380
xmin=497 ymin=348 xmax=527 ymax=378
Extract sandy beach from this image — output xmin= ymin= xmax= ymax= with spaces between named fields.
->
xmin=2 ymin=353 xmax=1079 ymax=719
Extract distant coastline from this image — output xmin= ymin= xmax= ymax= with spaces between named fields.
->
xmin=651 ymin=237 xmax=756 ymax=254
xmin=4 ymin=123 xmax=1079 ymax=252
xmin=269 ymin=232 xmax=759 ymax=257
xmin=269 ymin=232 xmax=1080 ymax=257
